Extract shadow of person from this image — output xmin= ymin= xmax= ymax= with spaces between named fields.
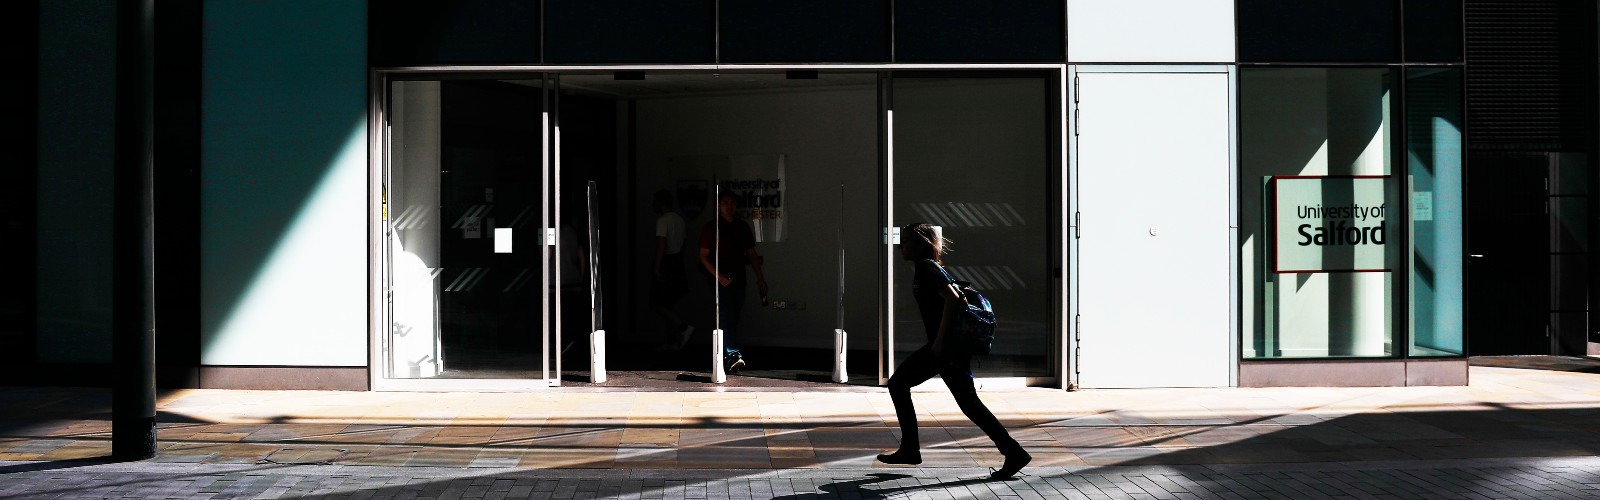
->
xmin=771 ymin=472 xmax=998 ymax=499
xmin=0 ymin=457 xmax=120 ymax=474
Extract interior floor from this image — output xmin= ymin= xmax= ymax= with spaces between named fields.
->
xmin=562 ymin=343 xmax=880 ymax=388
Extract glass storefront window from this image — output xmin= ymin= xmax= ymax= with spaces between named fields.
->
xmin=891 ymin=75 xmax=1053 ymax=377
xmin=1407 ymin=68 xmax=1465 ymax=356
xmin=386 ymin=78 xmax=551 ymax=380
xmin=1242 ymin=68 xmax=1402 ymax=359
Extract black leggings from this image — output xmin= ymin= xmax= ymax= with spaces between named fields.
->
xmin=886 ymin=345 xmax=1023 ymax=455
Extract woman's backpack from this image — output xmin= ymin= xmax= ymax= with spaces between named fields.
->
xmin=953 ymin=280 xmax=996 ymax=355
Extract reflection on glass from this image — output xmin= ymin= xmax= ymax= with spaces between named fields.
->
xmin=389 ymin=80 xmax=444 ymax=378
xmin=893 ymin=76 xmax=1052 ymax=377
xmin=388 ymin=79 xmax=546 ymax=379
xmin=1241 ymin=68 xmax=1400 ymax=359
xmin=1406 ymin=68 xmax=1465 ymax=356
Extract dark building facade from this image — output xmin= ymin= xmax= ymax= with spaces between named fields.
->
xmin=5 ymin=1 xmax=1596 ymax=392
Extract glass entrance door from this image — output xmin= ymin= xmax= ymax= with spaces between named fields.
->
xmin=379 ymin=75 xmax=559 ymax=389
xmin=556 ymin=71 xmax=878 ymax=385
xmin=882 ymin=72 xmax=1060 ymax=384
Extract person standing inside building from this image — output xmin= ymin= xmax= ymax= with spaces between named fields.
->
xmin=878 ymin=223 xmax=1030 ymax=480
xmin=699 ymin=190 xmax=767 ymax=373
xmin=558 ymin=204 xmax=590 ymax=366
xmin=651 ymin=189 xmax=693 ymax=349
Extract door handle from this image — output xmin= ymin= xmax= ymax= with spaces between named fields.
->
xmin=1470 ymin=254 xmax=1484 ymax=258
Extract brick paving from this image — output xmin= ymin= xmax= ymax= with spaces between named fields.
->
xmin=7 ymin=458 xmax=1600 ymax=498
xmin=5 ymin=360 xmax=1600 ymax=498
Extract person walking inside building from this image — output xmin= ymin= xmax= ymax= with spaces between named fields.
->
xmin=650 ymin=189 xmax=693 ymax=349
xmin=699 ymin=190 xmax=767 ymax=373
xmin=878 ymin=223 xmax=1030 ymax=480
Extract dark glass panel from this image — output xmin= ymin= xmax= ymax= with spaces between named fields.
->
xmin=154 ymin=0 xmax=204 ymax=380
xmin=892 ymin=75 xmax=1054 ymax=376
xmin=894 ymin=0 xmax=1064 ymax=62
xmin=370 ymin=0 xmax=540 ymax=66
xmin=719 ymin=0 xmax=890 ymax=63
xmin=0 ymin=0 xmax=38 ymax=365
xmin=1405 ymin=0 xmax=1463 ymax=62
xmin=544 ymin=0 xmax=715 ymax=64
xmin=1238 ymin=0 xmax=1399 ymax=62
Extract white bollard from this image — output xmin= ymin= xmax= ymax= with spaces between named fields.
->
xmin=833 ymin=329 xmax=848 ymax=383
xmin=590 ymin=330 xmax=606 ymax=383
xmin=711 ymin=329 xmax=726 ymax=384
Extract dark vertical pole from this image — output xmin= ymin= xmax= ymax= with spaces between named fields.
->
xmin=113 ymin=0 xmax=157 ymax=461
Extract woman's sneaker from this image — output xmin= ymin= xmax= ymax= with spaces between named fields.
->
xmin=989 ymin=450 xmax=1031 ymax=480
xmin=724 ymin=349 xmax=745 ymax=373
xmin=876 ymin=449 xmax=922 ymax=465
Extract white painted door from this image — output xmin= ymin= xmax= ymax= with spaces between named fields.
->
xmin=1074 ymin=70 xmax=1232 ymax=388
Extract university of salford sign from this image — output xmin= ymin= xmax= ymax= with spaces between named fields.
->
xmin=1273 ymin=175 xmax=1392 ymax=273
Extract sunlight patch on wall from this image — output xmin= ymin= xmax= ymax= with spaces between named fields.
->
xmin=202 ymin=125 xmax=368 ymax=366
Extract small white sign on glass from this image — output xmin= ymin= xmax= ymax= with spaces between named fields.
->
xmin=1412 ymin=191 xmax=1434 ymax=222
xmin=494 ymin=228 xmax=513 ymax=253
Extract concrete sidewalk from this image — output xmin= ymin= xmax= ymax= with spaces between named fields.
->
xmin=6 ymin=457 xmax=1600 ymax=498
xmin=4 ymin=359 xmax=1600 ymax=498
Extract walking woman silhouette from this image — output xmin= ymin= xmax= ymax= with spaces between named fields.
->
xmin=878 ymin=223 xmax=1030 ymax=480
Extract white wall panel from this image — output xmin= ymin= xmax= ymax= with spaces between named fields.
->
xmin=1068 ymin=0 xmax=1235 ymax=62
xmin=1075 ymin=71 xmax=1231 ymax=388
xmin=200 ymin=1 xmax=368 ymax=366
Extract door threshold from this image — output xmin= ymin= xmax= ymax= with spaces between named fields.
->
xmin=555 ymin=370 xmax=880 ymax=392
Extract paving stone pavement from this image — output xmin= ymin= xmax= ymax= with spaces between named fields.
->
xmin=7 ymin=457 xmax=1600 ymax=499
xmin=8 ymin=359 xmax=1600 ymax=498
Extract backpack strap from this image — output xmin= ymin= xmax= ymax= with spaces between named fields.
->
xmin=925 ymin=259 xmax=975 ymax=306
